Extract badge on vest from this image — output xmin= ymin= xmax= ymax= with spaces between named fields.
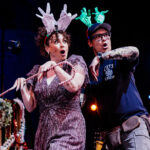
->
xmin=104 ymin=64 xmax=115 ymax=81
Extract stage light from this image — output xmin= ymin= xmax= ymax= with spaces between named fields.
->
xmin=148 ymin=95 xmax=150 ymax=100
xmin=90 ymin=104 xmax=97 ymax=111
xmin=7 ymin=40 xmax=21 ymax=54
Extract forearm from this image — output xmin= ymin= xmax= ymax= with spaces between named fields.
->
xmin=54 ymin=66 xmax=84 ymax=92
xmin=101 ymin=46 xmax=139 ymax=61
xmin=20 ymin=86 xmax=36 ymax=112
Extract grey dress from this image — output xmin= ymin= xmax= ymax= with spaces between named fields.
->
xmin=26 ymin=55 xmax=89 ymax=150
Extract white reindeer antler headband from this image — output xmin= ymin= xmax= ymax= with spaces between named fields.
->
xmin=36 ymin=3 xmax=77 ymax=36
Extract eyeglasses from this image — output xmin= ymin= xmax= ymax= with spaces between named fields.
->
xmin=91 ymin=32 xmax=111 ymax=41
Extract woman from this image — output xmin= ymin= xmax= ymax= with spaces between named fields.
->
xmin=14 ymin=3 xmax=89 ymax=150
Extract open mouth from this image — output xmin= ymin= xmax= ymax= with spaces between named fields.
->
xmin=60 ymin=50 xmax=65 ymax=54
xmin=103 ymin=43 xmax=108 ymax=49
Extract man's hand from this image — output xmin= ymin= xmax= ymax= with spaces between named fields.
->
xmin=89 ymin=56 xmax=100 ymax=81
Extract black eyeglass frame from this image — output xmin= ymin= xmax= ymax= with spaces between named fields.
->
xmin=91 ymin=32 xmax=111 ymax=41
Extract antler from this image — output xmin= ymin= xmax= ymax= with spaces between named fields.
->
xmin=57 ymin=4 xmax=77 ymax=31
xmin=92 ymin=7 xmax=109 ymax=24
xmin=75 ymin=7 xmax=93 ymax=28
xmin=35 ymin=3 xmax=57 ymax=34
xmin=36 ymin=3 xmax=77 ymax=35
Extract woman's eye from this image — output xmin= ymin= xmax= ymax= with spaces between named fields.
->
xmin=54 ymin=40 xmax=58 ymax=44
xmin=63 ymin=40 xmax=68 ymax=43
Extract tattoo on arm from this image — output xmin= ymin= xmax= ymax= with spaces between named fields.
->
xmin=102 ymin=46 xmax=139 ymax=61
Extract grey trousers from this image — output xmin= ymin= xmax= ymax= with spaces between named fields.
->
xmin=121 ymin=118 xmax=150 ymax=150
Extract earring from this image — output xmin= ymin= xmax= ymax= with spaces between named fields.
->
xmin=47 ymin=51 xmax=49 ymax=55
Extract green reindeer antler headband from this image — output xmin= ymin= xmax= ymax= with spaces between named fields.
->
xmin=75 ymin=7 xmax=109 ymax=27
xmin=75 ymin=7 xmax=92 ymax=27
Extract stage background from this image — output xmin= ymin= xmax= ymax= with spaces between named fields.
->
xmin=0 ymin=0 xmax=150 ymax=149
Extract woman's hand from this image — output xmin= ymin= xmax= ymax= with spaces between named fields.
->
xmin=13 ymin=77 xmax=26 ymax=91
xmin=89 ymin=56 xmax=100 ymax=81
xmin=13 ymin=78 xmax=37 ymax=112
xmin=38 ymin=61 xmax=57 ymax=81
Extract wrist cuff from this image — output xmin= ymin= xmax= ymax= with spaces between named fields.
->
xmin=97 ymin=52 xmax=103 ymax=60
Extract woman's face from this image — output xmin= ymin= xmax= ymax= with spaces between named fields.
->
xmin=46 ymin=33 xmax=69 ymax=63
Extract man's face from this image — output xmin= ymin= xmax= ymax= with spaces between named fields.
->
xmin=88 ymin=28 xmax=112 ymax=54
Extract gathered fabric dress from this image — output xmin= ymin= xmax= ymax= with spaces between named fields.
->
xmin=26 ymin=55 xmax=89 ymax=150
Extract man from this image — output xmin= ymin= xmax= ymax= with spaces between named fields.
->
xmin=85 ymin=22 xmax=150 ymax=150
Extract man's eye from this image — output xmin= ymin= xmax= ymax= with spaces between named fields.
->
xmin=97 ymin=35 xmax=102 ymax=38
xmin=104 ymin=33 xmax=108 ymax=36
xmin=94 ymin=35 xmax=102 ymax=39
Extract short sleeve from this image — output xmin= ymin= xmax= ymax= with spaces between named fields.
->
xmin=118 ymin=57 xmax=139 ymax=73
xmin=26 ymin=65 xmax=40 ymax=89
xmin=67 ymin=55 xmax=89 ymax=88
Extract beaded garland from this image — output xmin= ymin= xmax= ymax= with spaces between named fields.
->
xmin=0 ymin=98 xmax=13 ymax=128
xmin=0 ymin=98 xmax=27 ymax=150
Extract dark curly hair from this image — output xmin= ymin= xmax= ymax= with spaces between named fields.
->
xmin=35 ymin=27 xmax=71 ymax=58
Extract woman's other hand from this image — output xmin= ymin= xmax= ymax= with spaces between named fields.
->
xmin=38 ymin=61 xmax=57 ymax=81
xmin=13 ymin=78 xmax=26 ymax=91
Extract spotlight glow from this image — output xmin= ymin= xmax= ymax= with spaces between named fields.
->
xmin=90 ymin=104 xmax=97 ymax=111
